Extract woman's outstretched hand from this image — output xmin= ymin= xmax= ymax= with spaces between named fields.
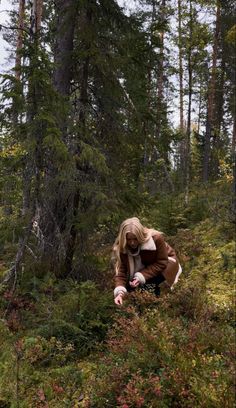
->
xmin=114 ymin=293 xmax=123 ymax=305
xmin=129 ymin=278 xmax=140 ymax=288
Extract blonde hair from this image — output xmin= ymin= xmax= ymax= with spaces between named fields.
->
xmin=112 ymin=217 xmax=159 ymax=274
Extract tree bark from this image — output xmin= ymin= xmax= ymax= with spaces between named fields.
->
xmin=157 ymin=0 xmax=165 ymax=119
xmin=30 ymin=0 xmax=43 ymax=34
xmin=178 ymin=0 xmax=184 ymax=132
xmin=44 ymin=2 xmax=91 ymax=277
xmin=53 ymin=0 xmax=76 ymax=97
xmin=15 ymin=0 xmax=25 ymax=80
xmin=185 ymin=0 xmax=193 ymax=204
xmin=64 ymin=37 xmax=90 ymax=276
xmin=155 ymin=0 xmax=165 ymax=145
xmin=64 ymin=5 xmax=93 ymax=275
xmin=177 ymin=0 xmax=186 ymax=188
xmin=203 ymin=2 xmax=221 ymax=182
xmin=232 ymin=116 xmax=236 ymax=218
xmin=151 ymin=0 xmax=173 ymax=193
xmin=212 ymin=48 xmax=225 ymax=177
xmin=37 ymin=0 xmax=77 ymax=275
xmin=197 ymin=83 xmax=202 ymax=136
xmin=22 ymin=1 xmax=44 ymax=216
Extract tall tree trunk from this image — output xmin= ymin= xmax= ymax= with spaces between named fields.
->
xmin=31 ymin=0 xmax=43 ymax=34
xmin=11 ymin=0 xmax=26 ymax=216
xmin=53 ymin=0 xmax=76 ymax=97
xmin=25 ymin=0 xmax=44 ymax=209
xmin=203 ymin=2 xmax=221 ymax=182
xmin=178 ymin=0 xmax=184 ymax=132
xmin=152 ymin=0 xmax=173 ymax=193
xmin=37 ymin=0 xmax=77 ymax=275
xmin=155 ymin=0 xmax=165 ymax=146
xmin=142 ymin=2 xmax=155 ymax=171
xmin=3 ymin=2 xmax=45 ymax=287
xmin=185 ymin=0 xmax=193 ymax=204
xmin=197 ymin=83 xmax=202 ymax=136
xmin=64 ymin=10 xmax=91 ymax=275
xmin=15 ymin=0 xmax=25 ymax=80
xmin=177 ymin=0 xmax=186 ymax=189
xmin=212 ymin=50 xmax=225 ymax=177
xmin=156 ymin=0 xmax=165 ymax=123
xmin=232 ymin=117 xmax=236 ymax=218
xmin=22 ymin=160 xmax=31 ymax=216
xmin=22 ymin=0 xmax=44 ymax=216
xmin=51 ymin=1 xmax=92 ymax=277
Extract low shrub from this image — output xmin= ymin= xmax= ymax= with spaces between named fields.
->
xmin=85 ymin=289 xmax=235 ymax=408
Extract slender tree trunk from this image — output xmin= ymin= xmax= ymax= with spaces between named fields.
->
xmin=22 ymin=0 xmax=44 ymax=216
xmin=22 ymin=162 xmax=31 ymax=215
xmin=142 ymin=3 xmax=154 ymax=172
xmin=29 ymin=0 xmax=44 ymax=186
xmin=151 ymin=0 xmax=173 ymax=193
xmin=212 ymin=52 xmax=225 ymax=177
xmin=185 ymin=0 xmax=193 ymax=204
xmin=31 ymin=0 xmax=43 ymax=33
xmin=157 ymin=0 xmax=165 ymax=121
xmin=9 ymin=0 xmax=26 ymax=216
xmin=156 ymin=0 xmax=165 ymax=144
xmin=232 ymin=117 xmax=236 ymax=159
xmin=203 ymin=2 xmax=221 ymax=182
xmin=15 ymin=0 xmax=25 ymax=80
xmin=177 ymin=0 xmax=186 ymax=189
xmin=178 ymin=0 xmax=184 ymax=132
xmin=197 ymin=83 xmax=202 ymax=135
xmin=232 ymin=117 xmax=236 ymax=218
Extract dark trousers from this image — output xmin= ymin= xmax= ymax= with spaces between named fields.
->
xmin=128 ymin=274 xmax=165 ymax=296
xmin=145 ymin=274 xmax=165 ymax=296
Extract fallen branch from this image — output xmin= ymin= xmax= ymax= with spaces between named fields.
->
xmin=25 ymin=245 xmax=37 ymax=260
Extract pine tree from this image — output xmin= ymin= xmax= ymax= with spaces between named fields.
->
xmin=203 ymin=1 xmax=221 ymax=182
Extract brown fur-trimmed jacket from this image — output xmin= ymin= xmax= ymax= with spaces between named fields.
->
xmin=114 ymin=233 xmax=182 ymax=297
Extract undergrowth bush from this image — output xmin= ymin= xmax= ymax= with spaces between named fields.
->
xmin=84 ymin=291 xmax=235 ymax=408
xmin=0 ymin=280 xmax=115 ymax=407
xmin=80 ymin=204 xmax=235 ymax=408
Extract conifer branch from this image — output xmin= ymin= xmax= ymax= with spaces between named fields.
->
xmin=0 ymin=23 xmax=30 ymax=35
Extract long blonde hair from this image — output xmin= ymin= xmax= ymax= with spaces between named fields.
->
xmin=112 ymin=217 xmax=159 ymax=273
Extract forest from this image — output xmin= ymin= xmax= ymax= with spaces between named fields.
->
xmin=0 ymin=0 xmax=235 ymax=407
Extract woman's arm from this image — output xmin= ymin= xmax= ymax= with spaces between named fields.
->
xmin=114 ymin=253 xmax=128 ymax=298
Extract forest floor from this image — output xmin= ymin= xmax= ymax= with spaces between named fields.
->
xmin=0 ymin=187 xmax=235 ymax=408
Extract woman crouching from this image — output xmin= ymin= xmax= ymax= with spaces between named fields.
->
xmin=112 ymin=217 xmax=182 ymax=305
